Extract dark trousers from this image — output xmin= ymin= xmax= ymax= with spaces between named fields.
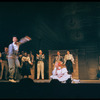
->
xmin=66 ymin=60 xmax=73 ymax=74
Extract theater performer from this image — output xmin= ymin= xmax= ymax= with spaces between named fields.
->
xmin=21 ymin=52 xmax=33 ymax=78
xmin=50 ymin=61 xmax=71 ymax=83
xmin=0 ymin=47 xmax=8 ymax=80
xmin=53 ymin=51 xmax=64 ymax=69
xmin=8 ymin=36 xmax=31 ymax=83
xmin=29 ymin=51 xmax=35 ymax=79
xmin=64 ymin=50 xmax=75 ymax=80
xmin=36 ymin=50 xmax=45 ymax=80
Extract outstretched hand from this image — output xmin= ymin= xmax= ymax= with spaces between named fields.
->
xmin=25 ymin=36 xmax=32 ymax=41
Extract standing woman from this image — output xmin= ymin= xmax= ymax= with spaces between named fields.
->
xmin=64 ymin=50 xmax=75 ymax=75
xmin=21 ymin=52 xmax=33 ymax=78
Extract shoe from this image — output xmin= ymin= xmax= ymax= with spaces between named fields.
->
xmin=9 ymin=79 xmax=16 ymax=83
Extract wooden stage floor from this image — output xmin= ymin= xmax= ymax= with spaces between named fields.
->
xmin=0 ymin=79 xmax=100 ymax=83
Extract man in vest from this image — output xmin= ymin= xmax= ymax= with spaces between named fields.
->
xmin=8 ymin=36 xmax=31 ymax=82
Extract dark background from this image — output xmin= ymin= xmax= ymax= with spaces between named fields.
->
xmin=0 ymin=2 xmax=100 ymax=79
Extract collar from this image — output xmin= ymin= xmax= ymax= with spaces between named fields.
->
xmin=13 ymin=42 xmax=16 ymax=45
xmin=13 ymin=42 xmax=18 ymax=45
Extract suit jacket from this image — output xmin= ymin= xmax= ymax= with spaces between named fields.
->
xmin=53 ymin=55 xmax=64 ymax=64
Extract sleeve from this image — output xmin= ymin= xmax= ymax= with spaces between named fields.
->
xmin=27 ymin=57 xmax=32 ymax=64
xmin=19 ymin=36 xmax=31 ymax=45
xmin=71 ymin=54 xmax=74 ymax=63
xmin=42 ymin=55 xmax=45 ymax=59
xmin=64 ymin=55 xmax=66 ymax=64
xmin=22 ymin=57 xmax=24 ymax=62
xmin=61 ymin=56 xmax=64 ymax=64
xmin=8 ymin=44 xmax=13 ymax=57
xmin=36 ymin=55 xmax=39 ymax=60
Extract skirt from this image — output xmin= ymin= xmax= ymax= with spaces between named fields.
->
xmin=21 ymin=61 xmax=31 ymax=76
xmin=65 ymin=60 xmax=73 ymax=74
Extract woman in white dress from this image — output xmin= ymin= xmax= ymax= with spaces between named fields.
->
xmin=50 ymin=61 xmax=71 ymax=83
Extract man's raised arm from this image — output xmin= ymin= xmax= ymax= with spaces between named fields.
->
xmin=19 ymin=36 xmax=32 ymax=45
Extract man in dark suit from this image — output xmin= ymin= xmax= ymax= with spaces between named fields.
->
xmin=53 ymin=51 xmax=64 ymax=66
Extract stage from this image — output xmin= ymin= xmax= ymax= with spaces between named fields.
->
xmin=28 ymin=79 xmax=100 ymax=84
xmin=0 ymin=79 xmax=100 ymax=83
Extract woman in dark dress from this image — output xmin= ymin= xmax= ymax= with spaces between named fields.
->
xmin=21 ymin=52 xmax=33 ymax=78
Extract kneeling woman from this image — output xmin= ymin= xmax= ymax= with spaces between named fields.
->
xmin=21 ymin=52 xmax=33 ymax=78
xmin=50 ymin=61 xmax=71 ymax=83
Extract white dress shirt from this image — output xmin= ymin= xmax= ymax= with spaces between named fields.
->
xmin=13 ymin=42 xmax=19 ymax=51
xmin=64 ymin=54 xmax=74 ymax=64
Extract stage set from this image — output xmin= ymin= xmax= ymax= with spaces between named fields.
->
xmin=0 ymin=49 xmax=100 ymax=84
xmin=0 ymin=50 xmax=99 ymax=99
